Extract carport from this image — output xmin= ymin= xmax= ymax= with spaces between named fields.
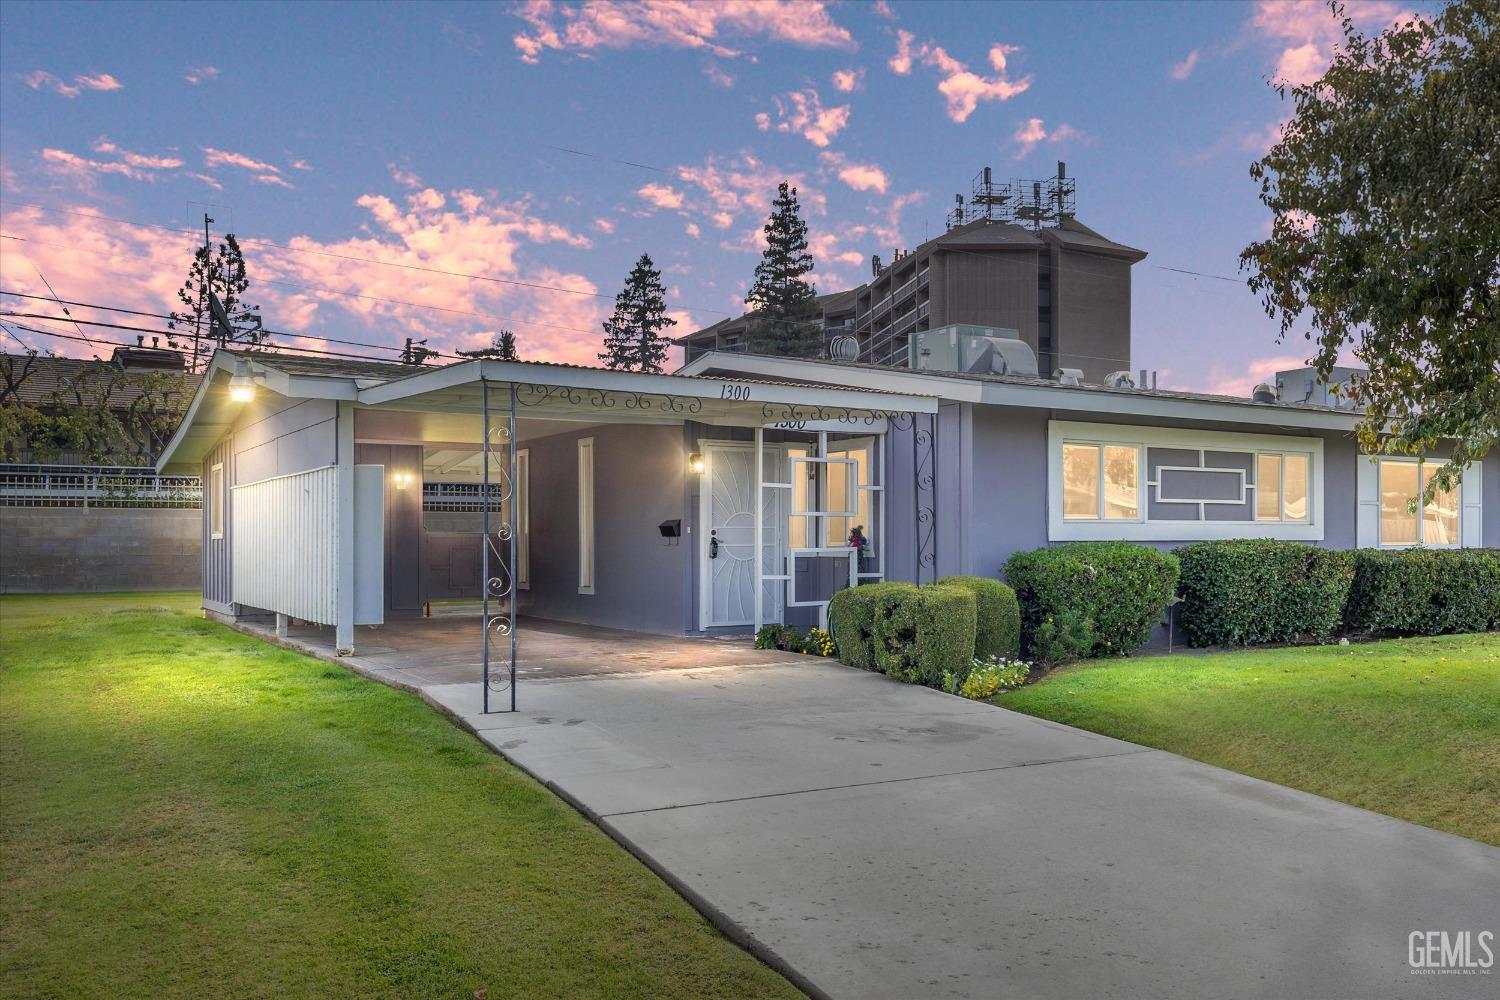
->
xmin=156 ymin=349 xmax=936 ymax=712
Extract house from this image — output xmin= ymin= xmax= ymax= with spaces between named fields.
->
xmin=158 ymin=340 xmax=1493 ymax=674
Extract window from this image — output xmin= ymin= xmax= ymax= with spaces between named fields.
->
xmin=1062 ymin=443 xmax=1139 ymax=520
xmin=1256 ymin=453 xmax=1310 ymax=522
xmin=1379 ymin=459 xmax=1458 ymax=547
xmin=577 ymin=438 xmax=594 ymax=593
xmin=210 ymin=462 xmax=225 ymax=539
xmin=515 ymin=449 xmax=531 ymax=590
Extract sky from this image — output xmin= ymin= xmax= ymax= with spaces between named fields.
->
xmin=0 ymin=0 xmax=1422 ymax=394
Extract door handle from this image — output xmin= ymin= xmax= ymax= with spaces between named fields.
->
xmin=709 ymin=530 xmax=719 ymax=559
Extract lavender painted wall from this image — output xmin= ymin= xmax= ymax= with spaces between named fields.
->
xmin=520 ymin=421 xmax=691 ymax=635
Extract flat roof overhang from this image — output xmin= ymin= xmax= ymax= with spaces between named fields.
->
xmin=157 ymin=354 xmax=935 ymax=474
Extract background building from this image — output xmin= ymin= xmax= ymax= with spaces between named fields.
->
xmin=680 ymin=164 xmax=1146 ymax=382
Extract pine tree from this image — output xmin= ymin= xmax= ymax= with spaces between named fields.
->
xmin=168 ymin=232 xmax=263 ymax=371
xmin=745 ymin=182 xmax=820 ymax=358
xmin=599 ymin=253 xmax=675 ymax=372
xmin=457 ymin=330 xmax=521 ymax=361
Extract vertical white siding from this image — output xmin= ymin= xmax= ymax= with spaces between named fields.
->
xmin=232 ymin=466 xmax=339 ymax=625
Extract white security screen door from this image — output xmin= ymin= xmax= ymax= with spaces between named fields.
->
xmin=701 ymin=442 xmax=783 ymax=627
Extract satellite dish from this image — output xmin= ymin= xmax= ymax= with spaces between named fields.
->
xmin=208 ymin=293 xmax=235 ymax=340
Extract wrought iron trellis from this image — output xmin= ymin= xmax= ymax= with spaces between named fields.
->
xmin=480 ymin=378 xmax=518 ymax=713
xmin=887 ymin=411 xmax=938 ymax=584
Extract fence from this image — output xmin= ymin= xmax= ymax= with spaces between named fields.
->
xmin=0 ymin=464 xmax=201 ymax=508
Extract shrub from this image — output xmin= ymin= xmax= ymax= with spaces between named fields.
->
xmin=935 ymin=575 xmax=1021 ymax=659
xmin=1030 ymin=610 xmax=1095 ymax=664
xmin=1176 ymin=540 xmax=1355 ymax=646
xmin=828 ymin=581 xmax=918 ymax=669
xmin=754 ymin=624 xmax=806 ymax=652
xmin=1004 ymin=542 xmax=1179 ymax=658
xmin=950 ymin=655 xmax=1031 ymax=699
xmin=1345 ymin=548 xmax=1500 ymax=636
xmin=872 ymin=583 xmax=977 ymax=689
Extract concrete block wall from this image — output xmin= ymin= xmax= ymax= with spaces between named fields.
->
xmin=0 ymin=506 xmax=202 ymax=593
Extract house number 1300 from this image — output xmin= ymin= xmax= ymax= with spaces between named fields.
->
xmin=719 ymin=384 xmax=752 ymax=400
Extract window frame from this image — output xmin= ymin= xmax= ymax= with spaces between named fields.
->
xmin=1254 ymin=451 xmax=1312 ymax=524
xmin=209 ymin=461 xmax=225 ymax=539
xmin=1376 ymin=457 xmax=1459 ymax=549
xmin=577 ymin=437 xmax=594 ymax=594
xmin=1048 ymin=421 xmax=1325 ymax=542
xmin=1060 ymin=440 xmax=1143 ymax=522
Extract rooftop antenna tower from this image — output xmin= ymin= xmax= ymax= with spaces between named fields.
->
xmin=947 ymin=162 xmax=1076 ymax=231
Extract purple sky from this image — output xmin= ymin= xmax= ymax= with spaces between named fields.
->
xmin=0 ymin=1 xmax=1421 ymax=391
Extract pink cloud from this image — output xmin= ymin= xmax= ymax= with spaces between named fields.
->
xmin=389 ymin=164 xmax=422 ymax=188
xmin=702 ymin=62 xmax=735 ymax=88
xmin=871 ymin=0 xmax=896 ymax=19
xmin=184 ymin=65 xmax=220 ymax=85
xmin=592 ymin=216 xmax=616 ymax=233
xmin=90 ymin=138 xmax=183 ymax=170
xmin=0 ymin=185 xmax=611 ymax=366
xmin=1250 ymin=0 xmax=1413 ymax=86
xmin=685 ymin=222 xmax=701 ymax=238
xmin=1170 ymin=50 xmax=1200 ymax=81
xmin=202 ymin=147 xmax=281 ymax=174
xmin=1194 ymin=354 xmax=1309 ymax=398
xmin=1010 ymin=117 xmax=1087 ymax=159
xmin=637 ymin=182 xmax=686 ymax=209
xmin=818 ymin=151 xmax=889 ymax=194
xmin=889 ymin=35 xmax=1030 ymax=122
xmin=831 ymin=67 xmax=864 ymax=92
xmin=675 ymin=152 xmax=826 ymax=230
xmin=290 ymin=159 xmax=313 ymax=172
xmin=20 ymin=70 xmax=122 ymax=98
xmin=512 ymin=0 xmax=855 ymax=63
xmin=756 ymin=88 xmax=850 ymax=147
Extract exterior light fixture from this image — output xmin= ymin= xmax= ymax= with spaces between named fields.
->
xmin=392 ymin=471 xmax=413 ymax=490
xmin=227 ymin=359 xmax=257 ymax=402
xmin=688 ymin=452 xmax=705 ymax=476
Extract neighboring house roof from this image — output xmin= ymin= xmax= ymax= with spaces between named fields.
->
xmin=0 ymin=352 xmax=200 ymax=408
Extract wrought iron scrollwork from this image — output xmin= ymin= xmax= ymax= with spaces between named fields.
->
xmin=481 ymin=378 xmax=519 ymax=712
xmin=913 ymin=415 xmax=938 ymax=579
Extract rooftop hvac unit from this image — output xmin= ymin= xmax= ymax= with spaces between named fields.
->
xmin=1053 ymin=367 xmax=1085 ymax=386
xmin=1250 ymin=382 xmax=1279 ymax=403
xmin=964 ymin=337 xmax=1039 ymax=377
xmin=1102 ymin=370 xmax=1136 ymax=389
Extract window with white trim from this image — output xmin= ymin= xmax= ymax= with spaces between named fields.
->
xmin=1378 ymin=458 xmax=1458 ymax=547
xmin=1062 ymin=442 xmax=1140 ymax=520
xmin=1049 ymin=421 xmax=1325 ymax=542
xmin=577 ymin=438 xmax=594 ymax=593
xmin=210 ymin=462 xmax=225 ymax=539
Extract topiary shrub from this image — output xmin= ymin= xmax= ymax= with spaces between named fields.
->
xmin=1003 ymin=542 xmax=1179 ymax=658
xmin=872 ymin=583 xmax=977 ymax=689
xmin=1176 ymin=539 xmax=1354 ymax=646
xmin=935 ymin=575 xmax=1021 ymax=659
xmin=1345 ymin=548 xmax=1500 ymax=636
xmin=827 ymin=581 xmax=918 ymax=670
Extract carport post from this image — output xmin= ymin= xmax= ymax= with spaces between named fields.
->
xmin=753 ymin=426 xmax=763 ymax=637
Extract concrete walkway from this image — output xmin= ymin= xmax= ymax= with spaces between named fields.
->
xmin=256 ymin=622 xmax=1499 ymax=999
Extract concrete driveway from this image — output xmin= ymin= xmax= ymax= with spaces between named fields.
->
xmin=409 ymin=657 xmax=1496 ymax=1000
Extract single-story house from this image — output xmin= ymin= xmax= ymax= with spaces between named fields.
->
xmin=157 ymin=343 xmax=1493 ymax=700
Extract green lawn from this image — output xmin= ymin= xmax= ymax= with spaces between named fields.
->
xmin=996 ymin=633 xmax=1500 ymax=846
xmin=0 ymin=593 xmax=799 ymax=1000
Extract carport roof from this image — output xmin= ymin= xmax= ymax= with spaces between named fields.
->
xmin=156 ymin=349 xmax=936 ymax=474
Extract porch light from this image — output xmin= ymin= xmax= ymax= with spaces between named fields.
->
xmin=687 ymin=452 xmax=705 ymax=476
xmin=227 ymin=359 xmax=257 ymax=402
xmin=392 ymin=471 xmax=413 ymax=490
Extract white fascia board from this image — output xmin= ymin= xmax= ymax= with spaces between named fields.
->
xmin=679 ymin=352 xmax=984 ymax=403
xmin=980 ymin=381 xmax=1359 ymax=430
xmin=356 ymin=358 xmax=937 ymax=414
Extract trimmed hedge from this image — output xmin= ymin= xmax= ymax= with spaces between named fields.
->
xmin=872 ymin=583 xmax=977 ymax=688
xmin=828 ymin=581 xmax=918 ymax=670
xmin=1003 ymin=542 xmax=1179 ymax=658
xmin=935 ymin=575 xmax=1021 ymax=659
xmin=1176 ymin=540 xmax=1354 ymax=646
xmin=1345 ymin=548 xmax=1500 ymax=636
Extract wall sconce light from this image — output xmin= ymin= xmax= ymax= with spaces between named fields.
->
xmin=227 ymin=359 xmax=258 ymax=402
xmin=392 ymin=471 xmax=413 ymax=490
xmin=687 ymin=452 xmax=705 ymax=476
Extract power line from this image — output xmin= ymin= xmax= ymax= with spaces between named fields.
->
xmin=1153 ymin=264 xmax=1243 ymax=284
xmin=0 ymin=322 xmax=38 ymax=353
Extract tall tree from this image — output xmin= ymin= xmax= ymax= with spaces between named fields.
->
xmin=745 ymin=182 xmax=821 ymax=358
xmin=1241 ymin=0 xmax=1499 ymax=496
xmin=457 ymin=330 xmax=521 ymax=361
xmin=168 ymin=230 xmax=264 ymax=370
xmin=599 ymin=253 xmax=674 ymax=372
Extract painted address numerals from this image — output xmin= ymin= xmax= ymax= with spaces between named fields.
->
xmin=719 ymin=383 xmax=753 ymax=400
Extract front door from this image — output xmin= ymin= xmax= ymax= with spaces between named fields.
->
xmin=701 ymin=442 xmax=784 ymax=628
